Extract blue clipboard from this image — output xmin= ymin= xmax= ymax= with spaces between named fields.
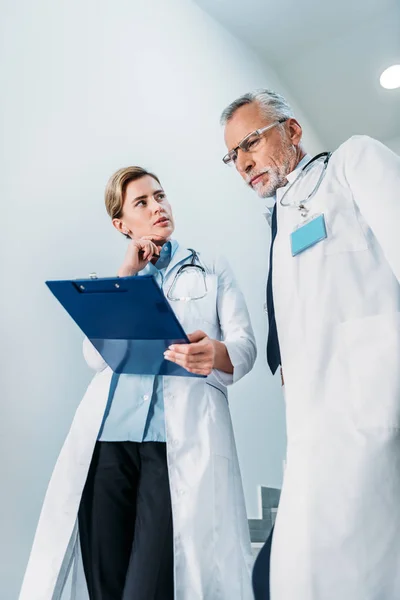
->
xmin=46 ymin=275 xmax=204 ymax=378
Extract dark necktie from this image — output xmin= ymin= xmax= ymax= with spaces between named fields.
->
xmin=266 ymin=204 xmax=281 ymax=374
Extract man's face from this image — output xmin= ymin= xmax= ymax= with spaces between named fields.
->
xmin=224 ymin=102 xmax=302 ymax=198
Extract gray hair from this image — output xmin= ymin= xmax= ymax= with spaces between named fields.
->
xmin=220 ymin=89 xmax=294 ymax=126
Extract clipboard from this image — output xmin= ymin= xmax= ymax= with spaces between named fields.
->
xmin=46 ymin=275 xmax=204 ymax=378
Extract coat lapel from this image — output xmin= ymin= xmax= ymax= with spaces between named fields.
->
xmin=164 ymin=244 xmax=192 ymax=279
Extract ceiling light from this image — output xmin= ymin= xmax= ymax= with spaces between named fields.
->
xmin=380 ymin=64 xmax=400 ymax=89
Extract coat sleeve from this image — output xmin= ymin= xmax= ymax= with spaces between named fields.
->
xmin=212 ymin=254 xmax=257 ymax=386
xmin=82 ymin=337 xmax=108 ymax=372
xmin=342 ymin=135 xmax=400 ymax=283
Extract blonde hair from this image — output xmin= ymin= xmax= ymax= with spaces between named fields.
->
xmin=104 ymin=166 xmax=161 ymax=220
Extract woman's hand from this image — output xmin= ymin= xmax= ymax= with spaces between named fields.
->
xmin=164 ymin=331 xmax=216 ymax=376
xmin=164 ymin=330 xmax=234 ymax=376
xmin=117 ymin=235 xmax=164 ymax=277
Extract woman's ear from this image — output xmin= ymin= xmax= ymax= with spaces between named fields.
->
xmin=112 ymin=218 xmax=131 ymax=237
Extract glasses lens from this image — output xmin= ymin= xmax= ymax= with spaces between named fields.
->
xmin=168 ymin=266 xmax=207 ymax=301
xmin=223 ymin=151 xmax=236 ymax=166
xmin=241 ymin=132 xmax=261 ymax=152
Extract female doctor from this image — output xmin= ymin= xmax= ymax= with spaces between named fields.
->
xmin=19 ymin=165 xmax=257 ymax=600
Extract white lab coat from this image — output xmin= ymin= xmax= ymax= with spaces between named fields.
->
xmin=19 ymin=247 xmax=256 ymax=600
xmin=270 ymin=136 xmax=400 ymax=600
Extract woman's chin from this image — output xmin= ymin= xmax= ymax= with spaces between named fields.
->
xmin=154 ymin=225 xmax=174 ymax=239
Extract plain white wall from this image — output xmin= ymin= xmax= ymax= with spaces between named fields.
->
xmin=0 ymin=0 xmax=324 ymax=595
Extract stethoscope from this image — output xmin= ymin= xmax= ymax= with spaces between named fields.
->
xmin=166 ymin=248 xmax=208 ymax=301
xmin=279 ymin=152 xmax=332 ymax=217
xmin=87 ymin=248 xmax=207 ymax=301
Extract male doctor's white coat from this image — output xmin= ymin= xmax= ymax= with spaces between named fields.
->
xmin=19 ymin=248 xmax=256 ymax=600
xmin=270 ymin=136 xmax=400 ymax=600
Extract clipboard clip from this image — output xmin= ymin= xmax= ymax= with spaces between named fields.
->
xmin=73 ymin=275 xmax=126 ymax=293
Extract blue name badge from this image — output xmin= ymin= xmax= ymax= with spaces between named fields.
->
xmin=290 ymin=213 xmax=327 ymax=256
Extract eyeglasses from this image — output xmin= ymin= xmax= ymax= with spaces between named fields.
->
xmin=222 ymin=118 xmax=287 ymax=166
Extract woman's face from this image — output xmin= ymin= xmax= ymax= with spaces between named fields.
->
xmin=113 ymin=175 xmax=175 ymax=242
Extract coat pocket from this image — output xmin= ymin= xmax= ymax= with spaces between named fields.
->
xmin=168 ymin=274 xmax=218 ymax=329
xmin=340 ymin=312 xmax=400 ymax=429
xmin=207 ymin=384 xmax=232 ymax=458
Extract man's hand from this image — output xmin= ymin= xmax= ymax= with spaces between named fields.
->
xmin=164 ymin=330 xmax=216 ymax=376
xmin=117 ymin=235 xmax=165 ymax=277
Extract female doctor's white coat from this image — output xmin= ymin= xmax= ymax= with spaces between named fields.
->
xmin=270 ymin=136 xmax=400 ymax=600
xmin=19 ymin=248 xmax=257 ymax=600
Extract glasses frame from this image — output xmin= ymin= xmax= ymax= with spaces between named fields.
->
xmin=222 ymin=118 xmax=288 ymax=165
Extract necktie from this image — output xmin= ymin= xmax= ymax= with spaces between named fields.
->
xmin=266 ymin=204 xmax=281 ymax=374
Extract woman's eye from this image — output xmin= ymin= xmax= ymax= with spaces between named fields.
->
xmin=157 ymin=193 xmax=166 ymax=201
xmin=137 ymin=200 xmax=146 ymax=207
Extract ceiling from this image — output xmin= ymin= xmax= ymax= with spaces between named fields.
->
xmin=195 ymin=0 xmax=400 ymax=149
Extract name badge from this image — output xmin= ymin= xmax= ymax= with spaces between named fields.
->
xmin=290 ymin=213 xmax=327 ymax=256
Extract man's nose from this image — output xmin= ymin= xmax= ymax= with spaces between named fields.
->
xmin=236 ymin=151 xmax=255 ymax=176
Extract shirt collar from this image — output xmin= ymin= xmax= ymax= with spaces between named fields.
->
xmin=143 ymin=239 xmax=179 ymax=273
xmin=285 ymin=153 xmax=312 ymax=184
xmin=263 ymin=154 xmax=312 ymax=224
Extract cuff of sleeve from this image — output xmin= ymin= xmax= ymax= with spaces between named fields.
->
xmin=212 ymin=341 xmax=243 ymax=387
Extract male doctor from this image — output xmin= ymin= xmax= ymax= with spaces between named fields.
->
xmin=220 ymin=88 xmax=400 ymax=600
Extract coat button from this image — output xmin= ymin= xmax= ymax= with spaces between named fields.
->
xmin=143 ymin=394 xmax=150 ymax=401
xmin=178 ymin=489 xmax=185 ymax=496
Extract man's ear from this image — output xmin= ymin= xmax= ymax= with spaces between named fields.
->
xmin=287 ymin=118 xmax=303 ymax=147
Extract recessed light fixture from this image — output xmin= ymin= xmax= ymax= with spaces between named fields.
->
xmin=380 ymin=64 xmax=400 ymax=89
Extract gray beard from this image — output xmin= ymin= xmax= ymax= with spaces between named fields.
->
xmin=255 ymin=171 xmax=288 ymax=198
xmin=251 ymin=145 xmax=296 ymax=198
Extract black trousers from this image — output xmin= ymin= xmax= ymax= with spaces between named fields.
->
xmin=252 ymin=526 xmax=274 ymax=600
xmin=78 ymin=441 xmax=174 ymax=600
